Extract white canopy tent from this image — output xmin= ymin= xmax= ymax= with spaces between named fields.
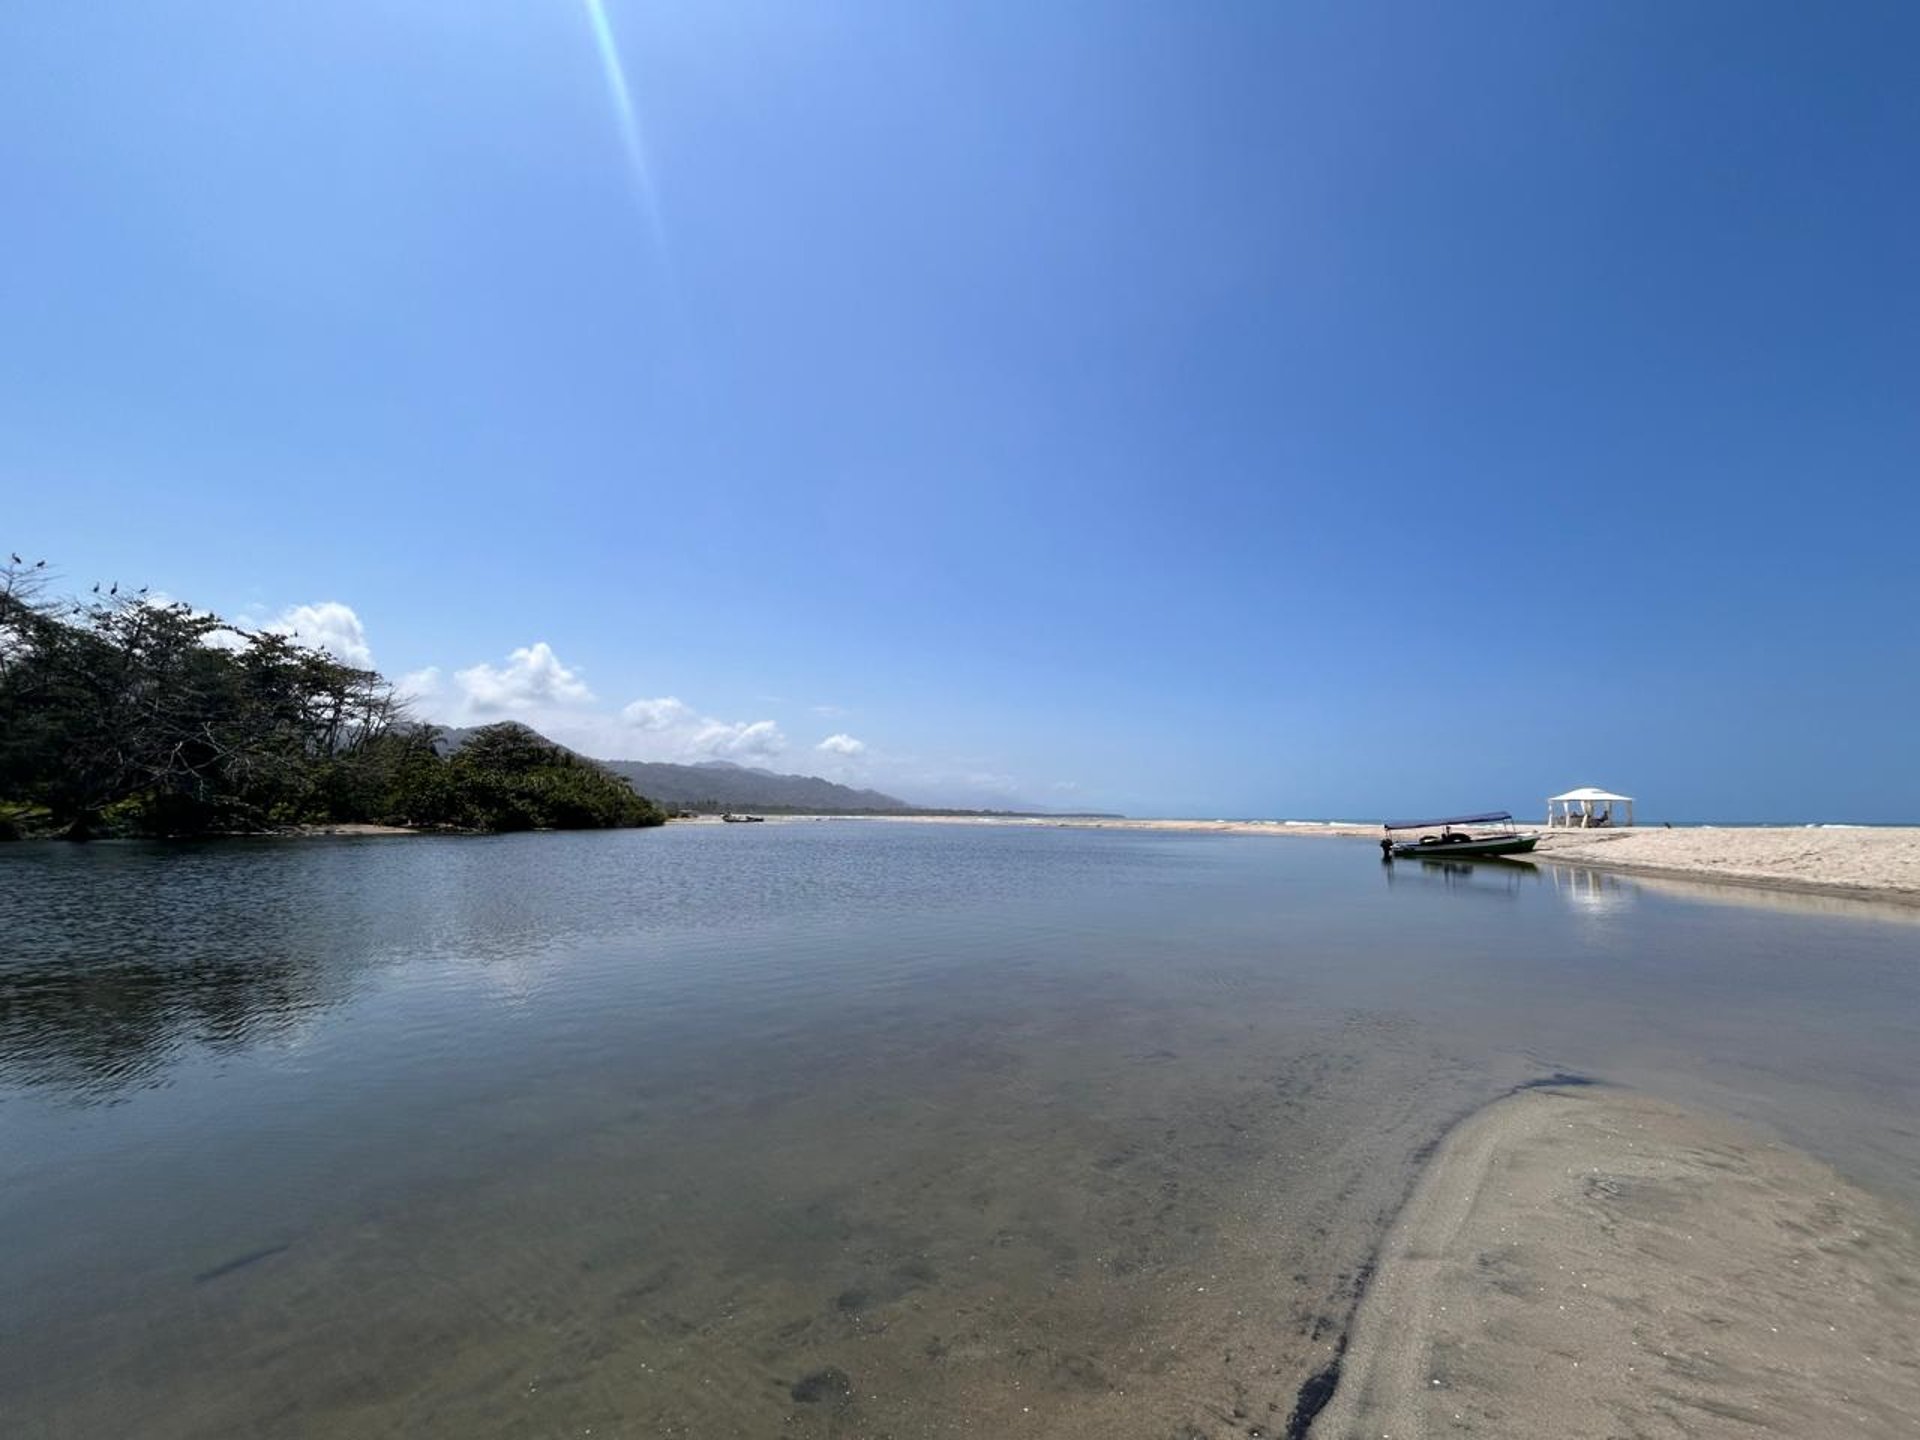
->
xmin=1547 ymin=786 xmax=1634 ymax=828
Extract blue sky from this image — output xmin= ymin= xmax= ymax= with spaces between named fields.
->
xmin=3 ymin=2 xmax=1915 ymax=819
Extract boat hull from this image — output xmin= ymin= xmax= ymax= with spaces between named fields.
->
xmin=1392 ymin=834 xmax=1540 ymax=859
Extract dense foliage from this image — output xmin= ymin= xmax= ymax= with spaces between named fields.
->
xmin=0 ymin=560 xmax=666 ymax=839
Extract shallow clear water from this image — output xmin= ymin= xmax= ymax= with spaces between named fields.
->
xmin=2 ymin=823 xmax=1917 ymax=1438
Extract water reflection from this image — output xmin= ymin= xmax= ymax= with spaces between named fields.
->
xmin=0 ymin=842 xmax=382 ymax=1100
xmin=1626 ymin=870 xmax=1920 ymax=926
xmin=0 ymin=824 xmax=1180 ymax=1105
xmin=1380 ymin=853 xmax=1540 ymax=900
xmin=1538 ymin=862 xmax=1638 ymax=917
xmin=0 ymin=948 xmax=346 ymax=1099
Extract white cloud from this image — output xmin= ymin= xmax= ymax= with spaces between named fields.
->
xmin=622 ymin=695 xmax=694 ymax=731
xmin=607 ymin=697 xmax=787 ymax=761
xmin=177 ymin=603 xmax=831 ymax=779
xmin=396 ymin=648 xmax=787 ymax=763
xmin=454 ymin=642 xmax=593 ymax=713
xmin=264 ymin=601 xmax=374 ymax=669
xmin=199 ymin=624 xmax=252 ymax=654
xmin=187 ymin=597 xmax=370 ymax=665
xmin=395 ymin=665 xmax=443 ymax=707
xmin=690 ymin=718 xmax=787 ymax=760
xmin=258 ymin=611 xmax=1059 ymax=808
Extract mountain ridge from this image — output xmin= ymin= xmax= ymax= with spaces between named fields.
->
xmin=433 ymin=725 xmax=912 ymax=812
xmin=597 ymin=757 xmax=911 ymax=813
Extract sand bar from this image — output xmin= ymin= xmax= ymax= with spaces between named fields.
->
xmin=1309 ymin=1084 xmax=1920 ymax=1439
xmin=1526 ymin=825 xmax=1920 ymax=903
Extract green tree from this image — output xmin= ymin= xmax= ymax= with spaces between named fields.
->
xmin=444 ymin=723 xmax=666 ymax=831
xmin=0 ymin=560 xmax=667 ymax=839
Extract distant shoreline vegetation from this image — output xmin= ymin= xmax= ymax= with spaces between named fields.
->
xmin=0 ymin=559 xmax=666 ymax=840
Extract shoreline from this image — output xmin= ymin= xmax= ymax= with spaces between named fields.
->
xmin=1522 ymin=825 xmax=1920 ymax=906
xmin=286 ymin=822 xmax=421 ymax=837
xmin=820 ymin=815 xmax=1920 ymax=908
xmin=1524 ymin=846 xmax=1920 ymax=909
xmin=21 ymin=812 xmax=1919 ymax=909
xmin=1307 ymin=1083 xmax=1920 ymax=1438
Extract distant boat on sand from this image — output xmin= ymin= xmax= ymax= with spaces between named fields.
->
xmin=1382 ymin=811 xmax=1541 ymax=859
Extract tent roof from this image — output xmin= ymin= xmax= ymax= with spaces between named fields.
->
xmin=1384 ymin=811 xmax=1512 ymax=831
xmin=1548 ymin=786 xmax=1633 ymax=803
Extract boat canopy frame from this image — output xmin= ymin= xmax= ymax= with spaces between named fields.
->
xmin=1382 ymin=811 xmax=1515 ymax=832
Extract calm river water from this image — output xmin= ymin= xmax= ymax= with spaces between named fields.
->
xmin=3 ymin=823 xmax=1917 ymax=1438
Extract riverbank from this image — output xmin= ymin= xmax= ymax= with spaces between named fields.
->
xmin=288 ymin=822 xmax=420 ymax=837
xmin=1309 ymin=1083 xmax=1920 ymax=1439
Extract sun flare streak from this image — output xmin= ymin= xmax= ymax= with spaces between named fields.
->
xmin=582 ymin=0 xmax=669 ymax=257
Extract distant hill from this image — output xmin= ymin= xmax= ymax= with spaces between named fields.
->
xmin=596 ymin=759 xmax=912 ymax=813
xmin=433 ymin=728 xmax=911 ymax=813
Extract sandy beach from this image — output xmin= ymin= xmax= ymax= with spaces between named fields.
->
xmin=1310 ymin=1084 xmax=1920 ymax=1439
xmin=1527 ymin=825 xmax=1920 ymax=903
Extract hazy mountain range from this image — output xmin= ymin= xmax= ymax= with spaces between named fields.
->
xmin=596 ymin=759 xmax=910 ymax=813
xmin=434 ymin=726 xmax=910 ymax=812
xmin=431 ymin=725 xmax=1116 ymax=816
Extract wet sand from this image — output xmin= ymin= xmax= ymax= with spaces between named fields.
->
xmin=1310 ymin=1085 xmax=1920 ymax=1438
xmin=1528 ymin=826 xmax=1920 ymax=905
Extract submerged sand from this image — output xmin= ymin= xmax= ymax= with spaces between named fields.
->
xmin=1310 ymin=1085 xmax=1920 ymax=1438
